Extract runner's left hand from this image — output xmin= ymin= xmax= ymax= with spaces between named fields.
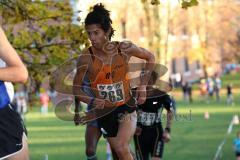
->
xmin=162 ymin=130 xmax=171 ymax=143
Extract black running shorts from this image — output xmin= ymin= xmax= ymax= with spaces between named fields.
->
xmin=97 ymin=104 xmax=136 ymax=138
xmin=0 ymin=105 xmax=25 ymax=159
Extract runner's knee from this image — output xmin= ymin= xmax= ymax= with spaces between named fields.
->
xmin=114 ymin=143 xmax=129 ymax=157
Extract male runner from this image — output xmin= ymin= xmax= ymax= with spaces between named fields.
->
xmin=133 ymin=71 xmax=175 ymax=160
xmin=73 ymin=3 xmax=155 ymax=160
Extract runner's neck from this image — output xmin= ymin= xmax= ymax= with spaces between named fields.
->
xmin=91 ymin=46 xmax=117 ymax=65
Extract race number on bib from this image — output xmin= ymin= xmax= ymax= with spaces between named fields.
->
xmin=97 ymin=81 xmax=125 ymax=103
xmin=138 ymin=111 xmax=156 ymax=126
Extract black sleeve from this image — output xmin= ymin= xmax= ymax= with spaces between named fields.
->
xmin=152 ymin=89 xmax=173 ymax=111
xmin=157 ymin=94 xmax=173 ymax=111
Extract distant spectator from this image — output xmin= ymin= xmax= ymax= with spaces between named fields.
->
xmin=227 ymin=84 xmax=234 ymax=106
xmin=214 ymin=76 xmax=222 ymax=102
xmin=40 ymin=88 xmax=50 ymax=115
xmin=47 ymin=88 xmax=57 ymax=100
xmin=181 ymin=81 xmax=188 ymax=102
xmin=199 ymin=79 xmax=208 ymax=102
xmin=187 ymin=82 xmax=193 ymax=103
xmin=15 ymin=90 xmax=28 ymax=120
xmin=207 ymin=77 xmax=214 ymax=103
xmin=47 ymin=88 xmax=57 ymax=105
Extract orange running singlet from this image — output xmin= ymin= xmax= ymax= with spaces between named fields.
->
xmin=88 ymin=45 xmax=131 ymax=107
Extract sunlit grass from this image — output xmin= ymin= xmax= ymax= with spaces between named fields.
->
xmin=25 ymin=92 xmax=240 ymax=160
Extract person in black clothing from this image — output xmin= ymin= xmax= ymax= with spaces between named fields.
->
xmin=181 ymin=81 xmax=188 ymax=102
xmin=187 ymin=82 xmax=193 ymax=103
xmin=133 ymin=71 xmax=175 ymax=160
xmin=227 ymin=84 xmax=234 ymax=105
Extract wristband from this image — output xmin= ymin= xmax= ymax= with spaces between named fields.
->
xmin=89 ymin=97 xmax=95 ymax=106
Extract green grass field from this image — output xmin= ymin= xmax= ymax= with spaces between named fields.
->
xmin=25 ymin=93 xmax=240 ymax=160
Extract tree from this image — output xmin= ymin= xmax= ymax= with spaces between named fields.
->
xmin=144 ymin=0 xmax=199 ymax=9
xmin=142 ymin=0 xmax=240 ymax=78
xmin=141 ymin=0 xmax=199 ymax=65
xmin=0 ymin=0 xmax=89 ymax=93
xmin=185 ymin=0 xmax=240 ymax=75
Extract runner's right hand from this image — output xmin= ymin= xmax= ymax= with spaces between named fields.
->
xmin=74 ymin=113 xmax=80 ymax=126
xmin=92 ymin=98 xmax=105 ymax=109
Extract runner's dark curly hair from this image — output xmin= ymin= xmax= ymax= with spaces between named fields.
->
xmin=85 ymin=3 xmax=115 ymax=40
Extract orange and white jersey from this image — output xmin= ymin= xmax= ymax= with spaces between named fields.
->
xmin=88 ymin=46 xmax=131 ymax=107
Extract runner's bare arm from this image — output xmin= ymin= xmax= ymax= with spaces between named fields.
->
xmin=162 ymin=107 xmax=173 ymax=143
xmin=121 ymin=42 xmax=155 ymax=87
xmin=121 ymin=42 xmax=155 ymax=104
xmin=0 ymin=27 xmax=28 ymax=83
xmin=73 ymin=53 xmax=114 ymax=109
xmin=166 ymin=109 xmax=173 ymax=131
xmin=73 ymin=54 xmax=93 ymax=105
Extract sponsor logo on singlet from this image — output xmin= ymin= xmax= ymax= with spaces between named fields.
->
xmin=105 ymin=71 xmax=116 ymax=79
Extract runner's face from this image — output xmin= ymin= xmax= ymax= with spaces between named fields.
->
xmin=85 ymin=24 xmax=108 ymax=50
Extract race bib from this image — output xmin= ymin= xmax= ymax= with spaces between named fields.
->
xmin=97 ymin=81 xmax=125 ymax=103
xmin=138 ymin=111 xmax=156 ymax=126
